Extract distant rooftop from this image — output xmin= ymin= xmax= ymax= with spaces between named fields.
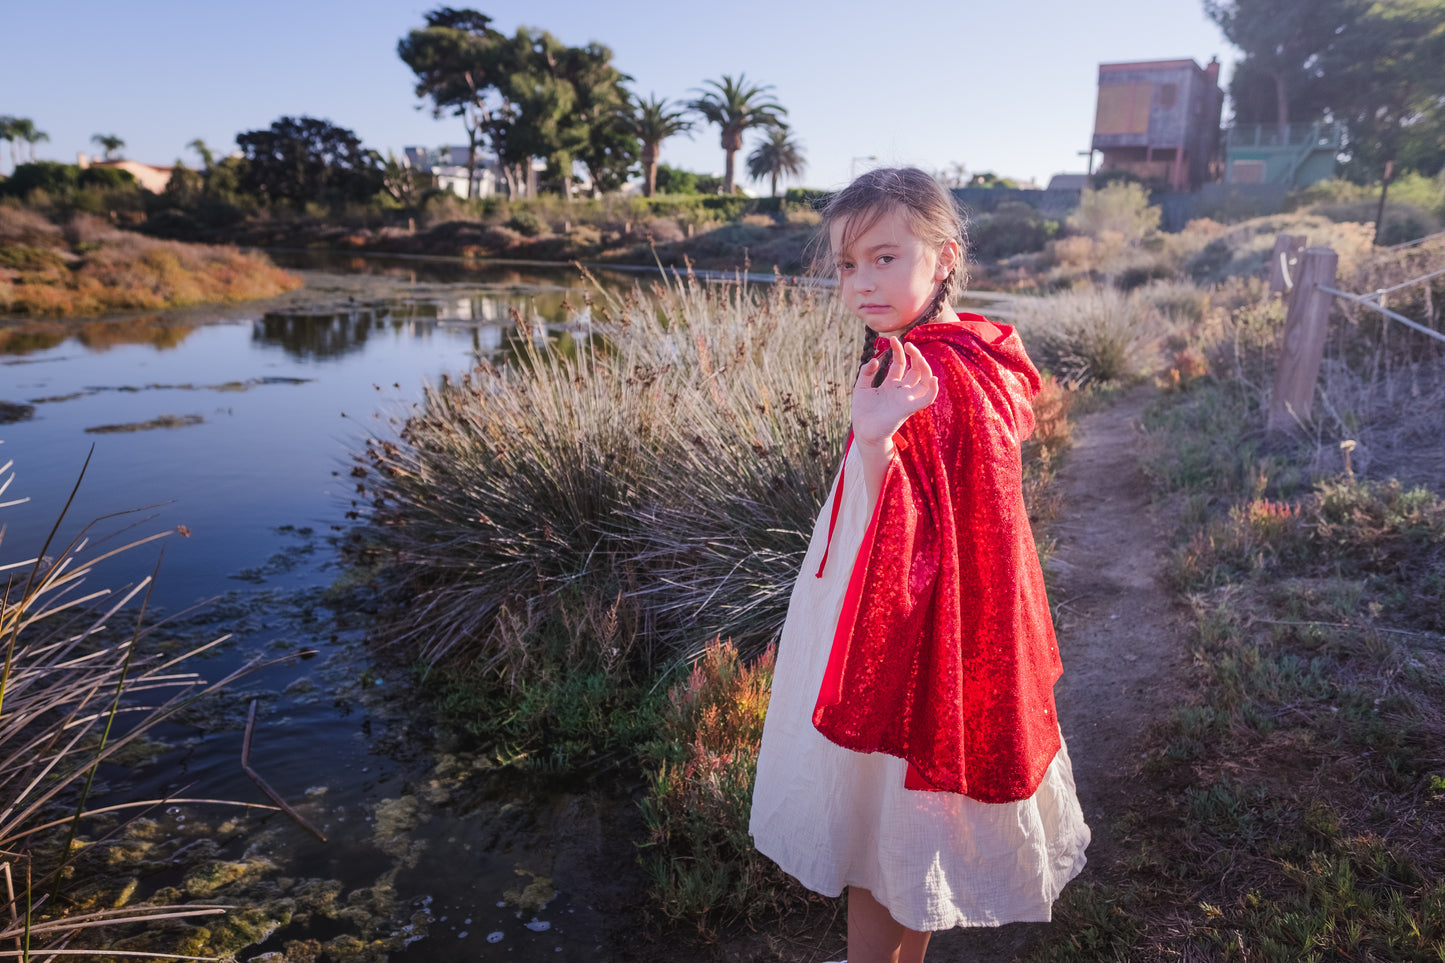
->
xmin=1047 ymin=174 xmax=1090 ymax=191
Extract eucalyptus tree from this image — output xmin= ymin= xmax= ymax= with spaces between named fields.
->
xmin=493 ymin=27 xmax=588 ymax=199
xmin=627 ymin=94 xmax=692 ymax=197
xmin=566 ymin=42 xmax=638 ymax=195
xmin=1319 ymin=0 xmax=1445 ymax=184
xmin=689 ymin=74 xmax=787 ymax=194
xmin=92 ymin=133 xmax=125 ymax=160
xmin=1204 ymin=0 xmax=1356 ymax=132
xmin=487 ymin=27 xmax=637 ymax=199
xmin=746 ymin=126 xmax=805 ymax=197
xmin=398 ymin=7 xmax=505 ymax=198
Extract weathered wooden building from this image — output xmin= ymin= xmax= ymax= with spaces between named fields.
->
xmin=1091 ymin=58 xmax=1224 ymax=192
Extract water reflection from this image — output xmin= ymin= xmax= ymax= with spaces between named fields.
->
xmin=0 ymin=316 xmax=197 ymax=356
xmin=254 ymin=310 xmax=381 ymax=360
xmin=2 ymin=256 xmax=620 ymax=365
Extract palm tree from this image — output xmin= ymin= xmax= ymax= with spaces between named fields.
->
xmin=626 ymin=94 xmax=692 ymax=197
xmin=689 ymin=73 xmax=786 ymax=195
xmin=746 ymin=126 xmax=806 ymax=197
xmin=10 ymin=118 xmax=47 ymax=163
xmin=92 ymin=133 xmax=125 ymax=160
xmin=187 ymin=137 xmax=215 ymax=171
xmin=0 ymin=116 xmax=18 ymax=171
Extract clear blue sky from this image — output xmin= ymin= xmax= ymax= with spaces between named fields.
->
xmin=4 ymin=0 xmax=1236 ymax=191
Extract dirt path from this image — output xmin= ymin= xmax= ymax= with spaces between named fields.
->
xmin=927 ymin=385 xmax=1192 ymax=962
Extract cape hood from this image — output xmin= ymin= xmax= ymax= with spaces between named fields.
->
xmin=811 ymin=312 xmax=1063 ymax=803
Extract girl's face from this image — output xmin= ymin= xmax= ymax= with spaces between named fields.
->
xmin=830 ymin=206 xmax=957 ymax=336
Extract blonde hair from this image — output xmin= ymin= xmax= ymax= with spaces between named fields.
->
xmin=814 ymin=166 xmax=971 ymax=369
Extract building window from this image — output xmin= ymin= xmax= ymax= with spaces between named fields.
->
xmin=1231 ymin=159 xmax=1266 ymax=184
xmin=1159 ymin=83 xmax=1178 ymax=109
xmin=1095 ymin=82 xmax=1153 ymax=135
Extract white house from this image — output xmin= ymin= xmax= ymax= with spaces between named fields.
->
xmin=76 ymin=153 xmax=174 ymax=193
xmin=403 ymin=146 xmax=505 ymax=198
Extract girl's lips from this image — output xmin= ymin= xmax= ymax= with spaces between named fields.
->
xmin=859 ymin=304 xmax=891 ymax=314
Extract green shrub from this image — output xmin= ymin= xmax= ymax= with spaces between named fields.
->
xmin=971 ymin=200 xmax=1060 ymax=260
xmin=505 ymin=208 xmax=547 ymax=236
xmin=79 ymin=166 xmax=138 ymax=190
xmin=784 ymin=186 xmax=830 ymax=209
xmin=699 ymin=194 xmax=753 ymax=220
xmin=695 ymin=173 xmax=725 ymax=195
xmin=654 ymin=164 xmax=700 ymax=195
xmin=1067 ymin=182 xmax=1162 ymax=242
xmin=638 ymin=639 xmax=818 ymax=922
xmin=0 ymin=161 xmax=81 ymax=198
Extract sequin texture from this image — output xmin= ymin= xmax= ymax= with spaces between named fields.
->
xmin=811 ymin=314 xmax=1063 ymax=803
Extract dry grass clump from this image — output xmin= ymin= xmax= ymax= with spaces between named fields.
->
xmin=1024 ymin=211 xmax=1381 ymax=297
xmin=0 ymin=454 xmax=273 ymax=958
xmin=1009 ymin=284 xmax=1163 ymax=385
xmin=0 ymin=212 xmax=300 ymax=318
xmin=352 ymin=274 xmax=852 ymax=673
xmin=0 ymin=205 xmax=64 ymax=247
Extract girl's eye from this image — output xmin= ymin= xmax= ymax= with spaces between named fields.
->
xmin=838 ymin=261 xmax=855 ymax=272
xmin=878 ymin=255 xmax=895 ymax=265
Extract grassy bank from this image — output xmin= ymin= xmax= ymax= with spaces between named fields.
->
xmin=145 ymin=190 xmax=825 ymax=274
xmin=0 ymin=206 xmax=300 ymax=318
xmin=1032 ymin=240 xmax=1445 ymax=961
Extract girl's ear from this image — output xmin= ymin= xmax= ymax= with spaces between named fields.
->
xmin=935 ymin=238 xmax=961 ymax=281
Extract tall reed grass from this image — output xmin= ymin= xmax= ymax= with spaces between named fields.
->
xmin=353 ymin=273 xmax=853 ymax=673
xmin=0 ymin=451 xmax=274 ymax=959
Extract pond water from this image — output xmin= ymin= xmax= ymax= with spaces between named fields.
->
xmin=1 ymin=255 xmax=657 ymax=961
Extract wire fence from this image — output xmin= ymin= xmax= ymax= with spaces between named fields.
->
xmin=1319 ymin=278 xmax=1445 ymax=345
xmin=1269 ymin=237 xmax=1445 ymax=484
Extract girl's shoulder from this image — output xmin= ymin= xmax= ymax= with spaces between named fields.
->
xmin=908 ymin=313 xmax=1043 ymax=432
xmin=909 ymin=313 xmax=1032 ymax=383
xmin=913 ymin=312 xmax=1011 ymax=351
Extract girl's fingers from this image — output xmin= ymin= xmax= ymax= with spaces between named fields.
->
xmin=885 ymin=337 xmax=906 ymax=382
xmin=900 ymin=343 xmax=929 ymax=388
xmin=903 ymin=342 xmax=932 ymax=375
xmin=855 ymin=357 xmax=882 ymax=389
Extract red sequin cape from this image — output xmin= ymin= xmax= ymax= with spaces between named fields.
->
xmin=811 ymin=313 xmax=1063 ymax=803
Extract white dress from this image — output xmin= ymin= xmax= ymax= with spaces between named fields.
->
xmin=749 ymin=444 xmax=1091 ymax=932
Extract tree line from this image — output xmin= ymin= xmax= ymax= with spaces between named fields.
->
xmin=396 ymin=7 xmax=804 ymax=199
xmin=1 ymin=6 xmax=808 ymax=214
xmin=1207 ymin=0 xmax=1445 ymax=183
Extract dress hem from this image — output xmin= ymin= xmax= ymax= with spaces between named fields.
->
xmin=751 ymin=834 xmax=1088 ymax=933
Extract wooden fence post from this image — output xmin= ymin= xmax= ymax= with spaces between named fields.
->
xmin=1268 ymin=234 xmax=1307 ymax=299
xmin=1268 ymin=246 xmax=1339 ymax=431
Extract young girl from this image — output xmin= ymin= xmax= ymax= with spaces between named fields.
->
xmin=749 ymin=167 xmax=1089 ymax=963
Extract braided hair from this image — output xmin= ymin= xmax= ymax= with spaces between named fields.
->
xmin=861 ymin=265 xmax=957 ymax=386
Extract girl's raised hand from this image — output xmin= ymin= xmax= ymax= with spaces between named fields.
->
xmin=851 ymin=337 xmax=939 ymax=447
